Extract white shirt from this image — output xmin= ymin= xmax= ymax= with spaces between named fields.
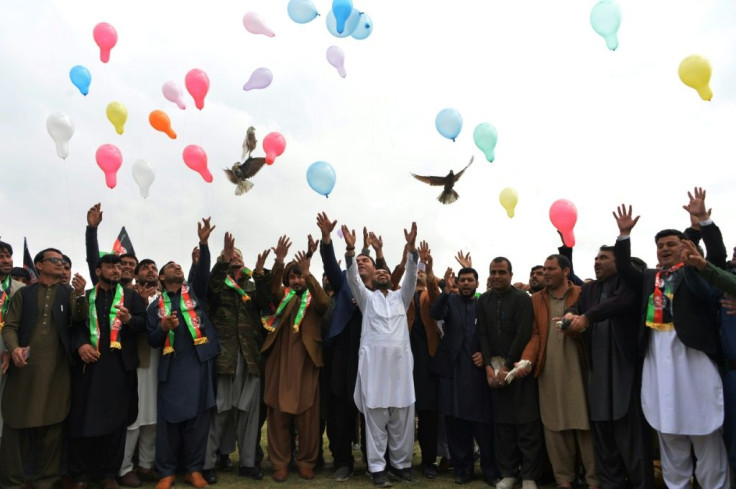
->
xmin=348 ymin=252 xmax=418 ymax=410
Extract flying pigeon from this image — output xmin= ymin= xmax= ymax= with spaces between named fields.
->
xmin=410 ymin=156 xmax=474 ymax=204
xmin=224 ymin=127 xmax=266 ymax=195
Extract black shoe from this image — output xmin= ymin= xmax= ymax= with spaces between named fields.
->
xmin=422 ymin=464 xmax=438 ymax=479
xmin=373 ymin=470 xmax=392 ymax=487
xmin=388 ymin=467 xmax=417 ymax=483
xmin=218 ymin=454 xmax=234 ymax=472
xmin=201 ymin=468 xmax=217 ymax=485
xmin=455 ymin=473 xmax=473 ymax=485
xmin=238 ymin=466 xmax=264 ymax=480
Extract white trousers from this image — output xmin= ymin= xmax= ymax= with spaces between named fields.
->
xmin=364 ymin=404 xmax=415 ymax=473
xmin=119 ymin=424 xmax=156 ymax=475
xmin=658 ymin=430 xmax=731 ymax=489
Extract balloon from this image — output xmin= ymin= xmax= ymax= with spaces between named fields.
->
xmin=243 ymin=12 xmax=275 ymax=37
xmin=499 ymin=188 xmax=518 ymax=218
xmin=149 ymin=110 xmax=177 ymax=139
xmin=132 ymin=159 xmax=155 ymax=198
xmin=93 ymin=22 xmax=118 ymax=63
xmin=69 ymin=65 xmax=91 ymax=96
xmin=106 ymin=102 xmax=128 ymax=135
xmin=326 ymin=8 xmax=360 ymax=38
xmin=95 ymin=144 xmax=123 ymax=189
xmin=162 ymin=81 xmax=186 ymax=110
xmin=287 ymin=0 xmax=319 ymax=24
xmin=549 ymin=199 xmax=578 ymax=247
xmin=185 ymin=69 xmax=210 ymax=110
xmin=243 ymin=67 xmax=273 ymax=91
xmin=435 ymin=108 xmax=463 ymax=141
xmin=590 ymin=0 xmax=621 ymax=51
xmin=262 ymin=132 xmax=286 ymax=165
xmin=46 ymin=113 xmax=74 ymax=159
xmin=182 ymin=145 xmax=213 ymax=183
xmin=678 ymin=55 xmax=713 ymax=101
xmin=473 ymin=123 xmax=498 ymax=162
xmin=326 ymin=46 xmax=346 ymax=78
xmin=307 ymin=161 xmax=337 ymax=197
xmin=332 ymin=0 xmax=353 ymax=34
xmin=351 ymin=12 xmax=373 ymax=40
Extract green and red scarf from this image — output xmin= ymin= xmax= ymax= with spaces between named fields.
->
xmin=645 ymin=263 xmax=683 ymax=331
xmin=225 ymin=272 xmax=252 ymax=303
xmin=159 ymin=284 xmax=208 ymax=355
xmin=262 ymin=287 xmax=311 ymax=333
xmin=0 ymin=275 xmax=10 ymax=330
xmin=88 ymin=283 xmax=125 ymax=351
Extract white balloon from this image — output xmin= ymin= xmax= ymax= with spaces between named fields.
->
xmin=162 ymin=81 xmax=187 ymax=110
xmin=326 ymin=46 xmax=346 ymax=78
xmin=46 ymin=113 xmax=74 ymax=159
xmin=132 ymin=159 xmax=155 ymax=198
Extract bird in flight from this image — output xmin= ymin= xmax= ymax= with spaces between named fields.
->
xmin=411 ymin=156 xmax=474 ymax=204
xmin=224 ymin=127 xmax=266 ymax=195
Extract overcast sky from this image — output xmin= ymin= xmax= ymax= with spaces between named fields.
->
xmin=1 ymin=0 xmax=735 ymax=285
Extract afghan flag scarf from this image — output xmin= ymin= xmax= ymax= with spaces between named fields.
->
xmin=159 ymin=284 xmax=208 ymax=355
xmin=0 ymin=274 xmax=10 ymax=330
xmin=262 ymin=288 xmax=311 ymax=333
xmin=646 ymin=263 xmax=684 ymax=331
xmin=88 ymin=283 xmax=125 ymax=351
xmin=225 ymin=271 xmax=252 ymax=303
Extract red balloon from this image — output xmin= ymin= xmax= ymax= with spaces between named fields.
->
xmin=262 ymin=132 xmax=286 ymax=165
xmin=185 ymin=69 xmax=210 ymax=110
xmin=549 ymin=199 xmax=578 ymax=247
xmin=182 ymin=145 xmax=213 ymax=182
xmin=95 ymin=144 xmax=123 ymax=189
xmin=93 ymin=22 xmax=118 ymax=63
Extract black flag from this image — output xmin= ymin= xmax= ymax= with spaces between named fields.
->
xmin=112 ymin=226 xmax=136 ymax=257
xmin=23 ymin=237 xmax=38 ymax=284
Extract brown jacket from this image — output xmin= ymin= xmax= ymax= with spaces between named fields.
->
xmin=521 ymin=282 xmax=581 ymax=377
xmin=260 ymin=262 xmax=328 ymax=368
xmin=406 ymin=276 xmax=442 ymax=357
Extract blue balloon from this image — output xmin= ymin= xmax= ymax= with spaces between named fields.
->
xmin=287 ymin=0 xmax=319 ymax=24
xmin=351 ymin=12 xmax=373 ymax=40
xmin=69 ymin=65 xmax=91 ymax=96
xmin=326 ymin=8 xmax=360 ymax=38
xmin=332 ymin=0 xmax=353 ymax=34
xmin=307 ymin=161 xmax=336 ymax=197
xmin=435 ymin=108 xmax=463 ymax=141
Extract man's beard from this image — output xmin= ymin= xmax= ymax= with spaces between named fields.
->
xmin=372 ymin=280 xmax=390 ymax=291
xmin=530 ymin=283 xmax=544 ymax=292
xmin=99 ymin=275 xmax=119 ymax=286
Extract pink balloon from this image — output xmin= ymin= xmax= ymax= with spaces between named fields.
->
xmin=162 ymin=81 xmax=187 ymax=109
xmin=262 ymin=132 xmax=286 ymax=165
xmin=326 ymin=46 xmax=346 ymax=78
xmin=243 ymin=67 xmax=273 ymax=91
xmin=185 ymin=69 xmax=210 ymax=110
xmin=182 ymin=145 xmax=213 ymax=182
xmin=549 ymin=199 xmax=578 ymax=247
xmin=93 ymin=22 xmax=118 ymax=63
xmin=95 ymin=144 xmax=123 ymax=189
xmin=243 ymin=12 xmax=275 ymax=37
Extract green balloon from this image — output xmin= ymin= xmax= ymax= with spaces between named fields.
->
xmin=473 ymin=123 xmax=498 ymax=162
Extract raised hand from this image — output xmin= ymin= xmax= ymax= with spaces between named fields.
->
xmin=612 ymin=204 xmax=640 ymax=236
xmin=71 ymin=273 xmax=86 ymax=296
xmin=341 ymin=225 xmax=356 ymax=250
xmin=681 ymin=239 xmax=707 ymax=270
xmin=222 ymin=232 xmax=235 ymax=263
xmin=197 ymin=217 xmax=216 ymax=244
xmin=316 ymin=212 xmax=337 ymax=243
xmin=254 ymin=249 xmax=271 ymax=275
xmin=455 ymin=250 xmax=472 ymax=268
xmin=682 ymin=187 xmax=711 ymax=222
xmin=272 ymin=236 xmax=292 ymax=264
xmin=307 ymin=234 xmax=319 ymax=256
xmin=87 ymin=203 xmax=103 ymax=228
xmin=369 ymin=232 xmax=383 ymax=254
xmin=295 ymin=250 xmax=311 ymax=276
xmin=363 ymin=227 xmax=372 ymax=250
xmin=419 ymin=240 xmax=431 ymax=263
xmin=404 ymin=221 xmax=418 ymax=253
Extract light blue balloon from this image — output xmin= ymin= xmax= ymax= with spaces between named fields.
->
xmin=351 ymin=12 xmax=373 ymax=40
xmin=435 ymin=108 xmax=463 ymax=141
xmin=590 ymin=0 xmax=622 ymax=51
xmin=307 ymin=161 xmax=336 ymax=197
xmin=332 ymin=0 xmax=353 ymax=34
xmin=69 ymin=65 xmax=91 ymax=96
xmin=287 ymin=0 xmax=319 ymax=24
xmin=326 ymin=8 xmax=360 ymax=38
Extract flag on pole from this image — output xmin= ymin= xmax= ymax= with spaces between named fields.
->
xmin=23 ymin=237 xmax=38 ymax=284
xmin=112 ymin=226 xmax=136 ymax=256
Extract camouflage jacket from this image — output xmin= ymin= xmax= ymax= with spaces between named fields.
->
xmin=207 ymin=260 xmax=273 ymax=376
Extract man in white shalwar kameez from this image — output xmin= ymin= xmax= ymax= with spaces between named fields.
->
xmin=344 ymin=222 xmax=418 ymax=487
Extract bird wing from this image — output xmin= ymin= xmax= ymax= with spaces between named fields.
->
xmin=238 ymin=157 xmax=267 ymax=178
xmin=241 ymin=127 xmax=257 ymax=160
xmin=223 ymin=168 xmax=240 ymax=185
xmin=411 ymin=173 xmax=446 ymax=186
xmin=453 ymin=155 xmax=474 ymax=181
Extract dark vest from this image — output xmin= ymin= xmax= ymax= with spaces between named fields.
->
xmin=18 ymin=283 xmax=73 ymax=363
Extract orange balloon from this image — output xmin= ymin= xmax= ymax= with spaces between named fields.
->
xmin=149 ymin=110 xmax=177 ymax=139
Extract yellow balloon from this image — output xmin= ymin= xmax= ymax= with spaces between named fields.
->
xmin=678 ymin=55 xmax=712 ymax=101
xmin=499 ymin=187 xmax=518 ymax=218
xmin=106 ymin=101 xmax=128 ymax=134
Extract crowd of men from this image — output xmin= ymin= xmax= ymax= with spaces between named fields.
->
xmin=1 ymin=186 xmax=735 ymax=489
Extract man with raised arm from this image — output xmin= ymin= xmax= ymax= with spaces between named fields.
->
xmin=85 ymin=203 xmax=138 ymax=289
xmin=345 ymin=222 xmax=418 ymax=487
xmin=147 ymin=218 xmax=220 ymax=489
xmin=612 ymin=187 xmax=729 ymax=488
